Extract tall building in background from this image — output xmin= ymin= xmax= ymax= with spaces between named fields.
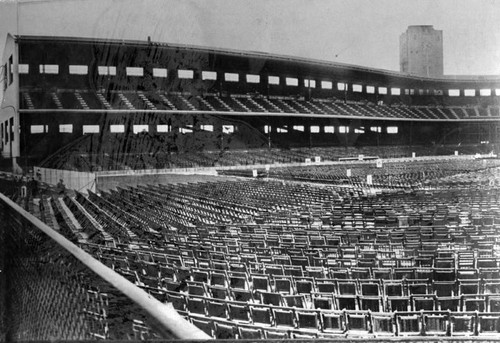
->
xmin=400 ymin=25 xmax=443 ymax=77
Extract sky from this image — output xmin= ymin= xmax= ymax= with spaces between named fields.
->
xmin=0 ymin=0 xmax=499 ymax=76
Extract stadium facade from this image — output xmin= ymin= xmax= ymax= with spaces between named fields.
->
xmin=0 ymin=34 xmax=499 ymax=173
xmin=2 ymin=33 xmax=500 ymax=341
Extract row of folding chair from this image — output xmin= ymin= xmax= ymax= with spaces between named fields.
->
xmin=168 ymin=228 xmax=500 ymax=251
xmin=183 ymin=302 xmax=500 ymax=338
xmin=152 ymin=259 xmax=500 ymax=284
xmin=94 ymin=240 xmax=500 ymax=276
xmin=159 ymin=281 xmax=500 ymax=313
xmin=177 ymin=221 xmax=499 ymax=238
xmin=162 ymin=268 xmax=500 ymax=297
xmin=311 ymin=293 xmax=500 ymax=313
xmin=177 ymin=228 xmax=498 ymax=249
xmin=97 ymin=252 xmax=500 ymax=299
xmin=165 ymin=228 xmax=500 ymax=251
xmin=169 ymin=247 xmax=500 ymax=270
xmin=144 ymin=248 xmax=500 ymax=277
xmin=89 ymin=240 xmax=500 ymax=281
xmin=152 ymin=275 xmax=500 ymax=313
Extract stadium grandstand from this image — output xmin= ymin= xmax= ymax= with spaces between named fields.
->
xmin=1 ymin=31 xmax=500 ymax=341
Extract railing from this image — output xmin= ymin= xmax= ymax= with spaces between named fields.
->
xmin=0 ymin=193 xmax=210 ymax=341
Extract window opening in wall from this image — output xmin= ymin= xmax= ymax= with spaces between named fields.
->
xmin=2 ymin=64 xmax=6 ymax=91
xmin=286 ymin=77 xmax=298 ymax=86
xmin=8 ymin=55 xmax=13 ymax=85
xmin=153 ymin=68 xmax=168 ymax=78
xmin=126 ymin=67 xmax=144 ymax=77
xmin=277 ymin=126 xmax=288 ymax=133
xmin=370 ymin=126 xmax=382 ymax=133
xmin=110 ymin=124 xmax=125 ymax=133
xmin=98 ymin=66 xmax=117 ymax=76
xmin=387 ymin=126 xmax=398 ymax=134
xmin=464 ymin=89 xmax=475 ymax=97
xmin=133 ymin=125 xmax=149 ymax=134
xmin=39 ymin=64 xmax=59 ymax=74
xmin=178 ymin=69 xmax=194 ymax=79
xmin=246 ymin=74 xmax=260 ymax=83
xmin=339 ymin=126 xmax=349 ymax=133
xmin=480 ymin=89 xmax=491 ymax=96
xmin=337 ymin=83 xmax=346 ymax=91
xmin=391 ymin=88 xmax=401 ymax=95
xmin=200 ymin=124 xmax=214 ymax=132
xmin=268 ymin=76 xmax=280 ymax=85
xmin=293 ymin=125 xmax=304 ymax=132
xmin=157 ymin=125 xmax=171 ymax=133
xmin=324 ymin=126 xmax=334 ymax=133
xmin=30 ymin=125 xmax=45 ymax=134
xmin=225 ymin=73 xmax=239 ymax=82
xmin=353 ymin=84 xmax=362 ymax=92
xmin=9 ymin=118 xmax=14 ymax=141
xmin=378 ymin=87 xmax=387 ymax=95
xmin=202 ymin=71 xmax=217 ymax=80
xmin=69 ymin=65 xmax=88 ymax=75
xmin=59 ymin=124 xmax=73 ymax=133
xmin=83 ymin=125 xmax=99 ymax=134
xmin=223 ymin=125 xmax=235 ymax=134
xmin=310 ymin=126 xmax=320 ymax=133
xmin=354 ymin=127 xmax=365 ymax=134
xmin=321 ymin=81 xmax=332 ymax=89
xmin=448 ymin=89 xmax=460 ymax=97
xmin=304 ymin=79 xmax=316 ymax=88
xmin=179 ymin=126 xmax=193 ymax=134
xmin=18 ymin=64 xmax=29 ymax=74
xmin=366 ymin=86 xmax=375 ymax=94
xmin=264 ymin=125 xmax=271 ymax=134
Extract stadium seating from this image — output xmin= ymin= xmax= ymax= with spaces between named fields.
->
xmin=4 ymin=154 xmax=500 ymax=339
xmin=20 ymin=89 xmax=500 ymax=122
xmin=39 ymin=137 xmax=495 ymax=171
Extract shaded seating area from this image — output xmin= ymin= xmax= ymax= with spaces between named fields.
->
xmin=20 ymin=89 xmax=500 ymax=121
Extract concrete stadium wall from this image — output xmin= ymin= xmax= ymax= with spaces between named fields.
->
xmin=95 ymin=154 xmax=475 ymax=177
xmin=94 ymin=154 xmax=476 ymax=191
